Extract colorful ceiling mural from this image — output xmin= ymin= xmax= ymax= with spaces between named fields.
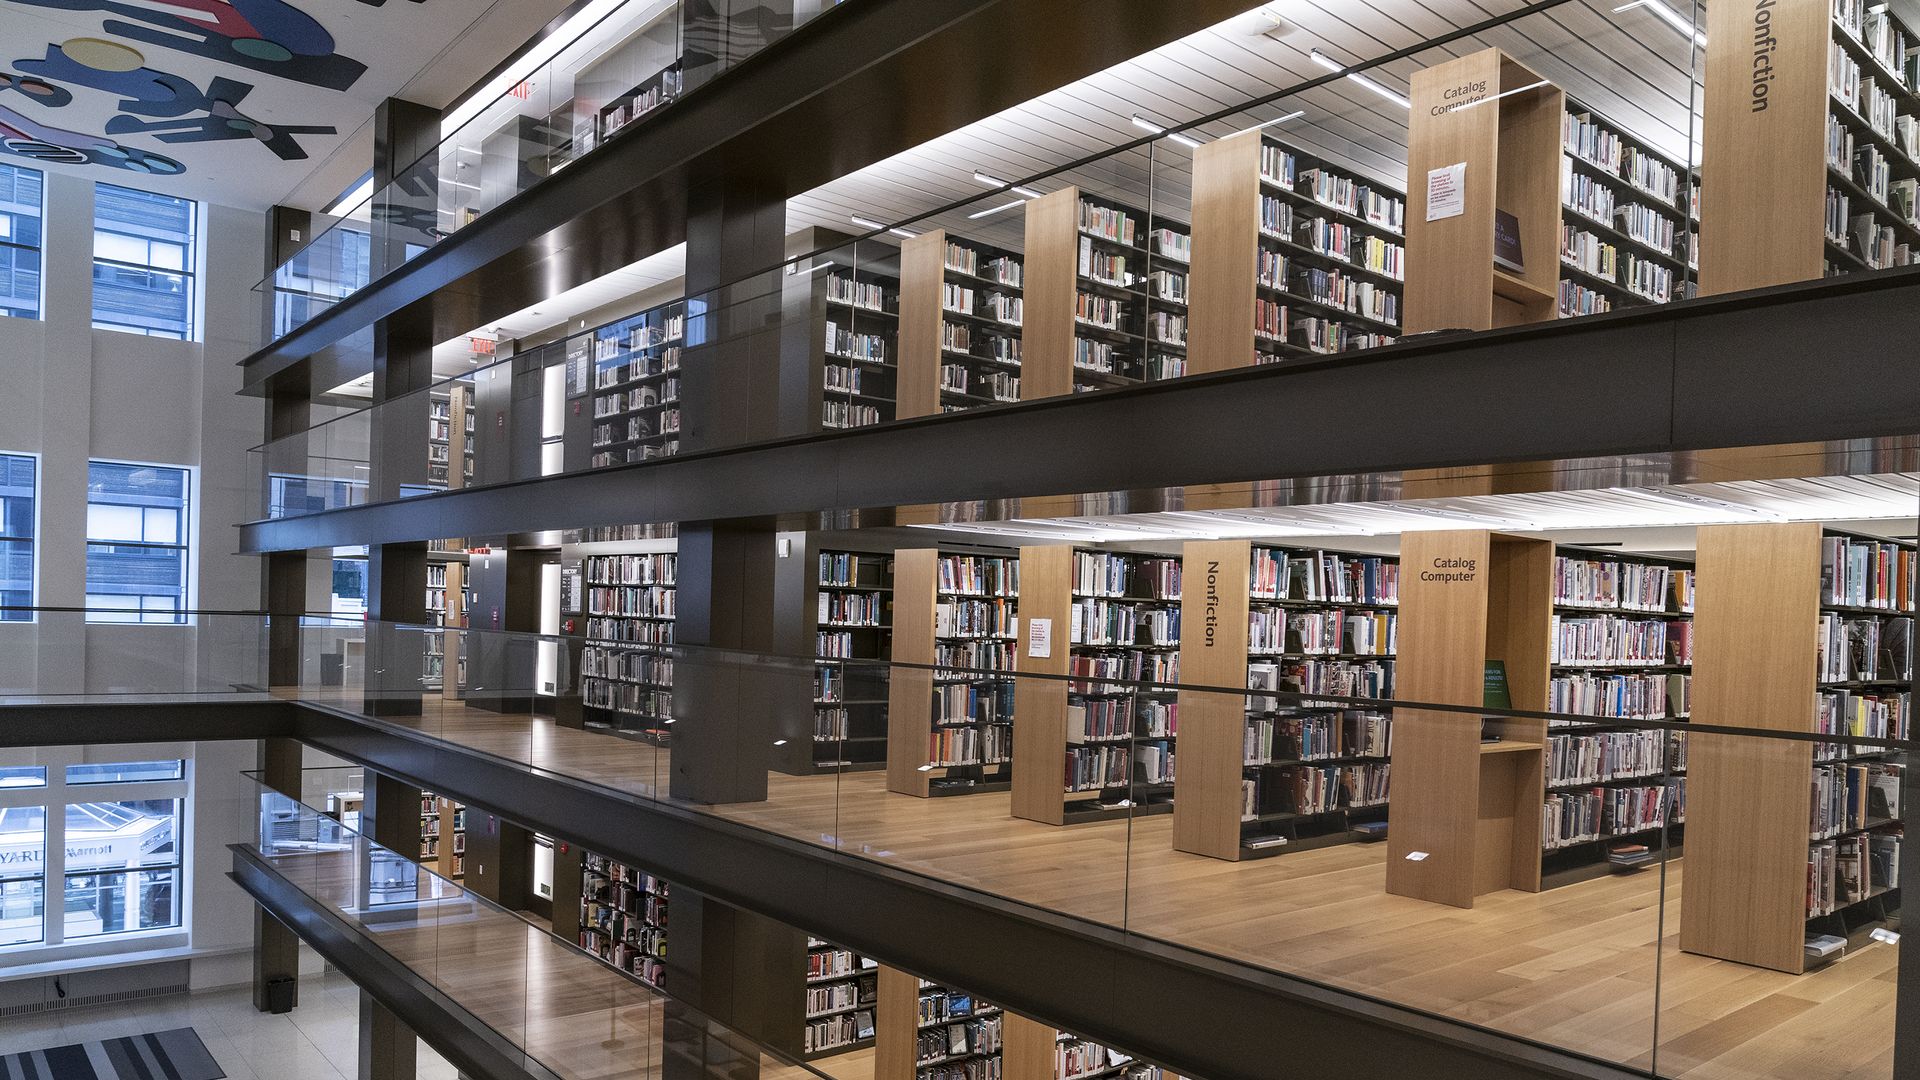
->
xmin=0 ymin=0 xmax=518 ymax=205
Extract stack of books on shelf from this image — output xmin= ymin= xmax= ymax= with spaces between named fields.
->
xmin=1240 ymin=546 xmax=1398 ymax=856
xmin=1826 ymin=0 xmax=1920 ymax=274
xmin=1805 ymin=530 xmax=1912 ymax=929
xmin=914 ymin=980 xmax=1002 ymax=1080
xmin=937 ymin=238 xmax=1024 ymax=411
xmin=1540 ymin=550 xmax=1693 ymax=879
xmin=928 ymin=553 xmax=1019 ymax=788
xmin=423 ymin=559 xmax=468 ymax=689
xmin=578 ymin=851 xmax=668 ymax=990
xmin=1254 ymin=137 xmax=1405 ymax=361
xmin=581 ymin=552 xmax=677 ymax=743
xmin=1072 ymin=194 xmax=1191 ymax=389
xmin=1557 ymin=102 xmax=1694 ymax=317
xmin=426 ymin=392 xmax=474 ymax=488
xmin=1062 ymin=550 xmax=1183 ymax=820
xmin=598 ymin=62 xmax=683 ymax=141
xmin=813 ymin=551 xmax=893 ymax=771
xmin=804 ymin=938 xmax=877 ymax=1056
xmin=418 ymin=793 xmax=465 ymax=879
xmin=823 ymin=270 xmax=900 ymax=429
xmin=586 ymin=300 xmax=686 ymax=468
xmin=1054 ymin=1033 xmax=1170 ymax=1080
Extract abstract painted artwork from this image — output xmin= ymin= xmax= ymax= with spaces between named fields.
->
xmin=0 ymin=0 xmax=423 ymax=174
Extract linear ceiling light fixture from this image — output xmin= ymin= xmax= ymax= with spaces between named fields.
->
xmin=1130 ymin=114 xmax=1202 ymax=148
xmin=850 ymin=213 xmax=917 ymax=239
xmin=972 ymin=171 xmax=1043 ymax=198
xmin=1230 ymin=109 xmax=1307 ymax=137
xmin=1309 ymin=49 xmax=1411 ymax=109
xmin=1613 ymin=0 xmax=1707 ymax=47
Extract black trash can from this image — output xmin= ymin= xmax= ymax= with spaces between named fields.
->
xmin=265 ymin=976 xmax=296 ymax=1014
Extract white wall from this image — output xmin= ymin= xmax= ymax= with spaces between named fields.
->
xmin=0 ymin=170 xmax=266 ymax=694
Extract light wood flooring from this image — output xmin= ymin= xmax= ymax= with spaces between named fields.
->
xmin=291 ymin=691 xmax=1899 ymax=1080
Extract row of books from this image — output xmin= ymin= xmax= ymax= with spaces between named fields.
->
xmin=1068 ymin=697 xmax=1141 ymax=743
xmin=1808 ymin=831 xmax=1901 ymax=917
xmin=828 ymin=273 xmax=888 ymax=313
xmin=592 ymin=380 xmax=678 ymax=417
xmin=804 ymin=1009 xmax=876 ymax=1055
xmin=584 ymin=616 xmax=674 ymax=645
xmin=935 ymin=598 xmax=1014 ymax=640
xmin=1249 ymin=548 xmax=1397 ymax=605
xmin=1554 ymin=556 xmax=1691 ymax=612
xmin=825 ymin=321 xmax=888 ymax=364
xmin=1547 ymin=729 xmax=1673 ymax=786
xmin=915 ymin=1015 xmax=1001 ymax=1070
xmin=1563 ymin=109 xmax=1682 ymax=203
xmin=590 ymin=318 xmax=683 ymax=361
xmin=943 ymin=242 xmax=1024 ymax=287
xmin=1261 ymin=148 xmax=1407 ymax=232
xmin=1070 ymin=598 xmax=1179 ymax=647
xmin=937 ymin=554 xmax=1019 ymax=596
xmin=1247 ymin=608 xmax=1395 ymax=657
xmin=1547 ymin=670 xmax=1687 ymax=721
xmin=590 ymin=411 xmax=679 ymax=447
xmin=1817 ymin=688 xmax=1911 ymax=741
xmin=1249 ymin=657 xmax=1395 ymax=700
xmin=1072 ymin=551 xmax=1181 ymax=599
xmin=820 ymin=591 xmax=887 ymax=626
xmin=1558 ymin=278 xmax=1611 ymax=318
xmin=819 ymin=630 xmax=877 ymax=658
xmin=806 ymin=978 xmax=871 ymax=1019
xmin=1064 ymin=744 xmax=1172 ymax=791
xmin=1810 ymin=761 xmax=1902 ymax=839
xmin=1549 ymin=614 xmax=1686 ymax=667
xmin=580 ymin=646 xmax=673 ymax=687
xmin=1243 ymin=710 xmax=1391 ymax=765
xmin=1068 ymin=649 xmax=1179 ymax=684
xmin=591 ymin=345 xmax=680 ymax=389
xmin=823 ymin=400 xmax=884 ymax=429
xmin=587 ymin=585 xmax=675 ymax=619
xmin=1241 ymin=763 xmax=1390 ymax=819
xmin=820 ymin=552 xmax=888 ymax=589
xmin=1815 ymin=613 xmax=1913 ymax=683
xmin=1821 ymin=535 xmax=1916 ymax=610
xmin=582 ymin=681 xmax=671 ymax=718
xmin=1543 ymin=780 xmax=1679 ymax=849
xmin=586 ymin=553 xmax=676 ymax=586
xmin=933 ymin=683 xmax=1014 ymax=727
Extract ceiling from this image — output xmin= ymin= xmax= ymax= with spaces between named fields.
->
xmin=782 ymin=0 xmax=1722 ymax=249
xmin=0 ymin=0 xmax=572 ymax=211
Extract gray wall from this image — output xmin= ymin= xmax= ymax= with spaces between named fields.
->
xmin=0 ymin=170 xmax=266 ymax=693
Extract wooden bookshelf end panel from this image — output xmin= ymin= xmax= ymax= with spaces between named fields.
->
xmin=1173 ymin=540 xmax=1253 ymax=860
xmin=886 ymin=548 xmax=940 ymax=797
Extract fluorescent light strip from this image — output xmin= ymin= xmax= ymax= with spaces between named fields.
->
xmin=850 ymin=213 xmax=917 ymax=239
xmin=1447 ymin=79 xmax=1552 ymax=113
xmin=1230 ymin=109 xmax=1307 ymax=137
xmin=972 ymin=171 xmax=1042 ymax=198
xmin=1613 ymin=0 xmax=1707 ymax=47
xmin=1309 ymin=49 xmax=1411 ymax=110
xmin=967 ymin=200 xmax=1026 ymax=220
xmin=1131 ymin=115 xmax=1202 ymax=148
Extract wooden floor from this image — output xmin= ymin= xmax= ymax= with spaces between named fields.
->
xmin=295 ymin=691 xmax=1899 ymax=1080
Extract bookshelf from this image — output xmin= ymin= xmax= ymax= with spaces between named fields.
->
xmin=1557 ymin=100 xmax=1697 ymax=316
xmin=897 ymin=231 xmax=1024 ymax=417
xmin=1188 ymin=130 xmax=1404 ymax=372
xmin=1021 ymin=187 xmax=1191 ymax=398
xmin=1001 ymin=1015 xmax=1179 ymax=1080
xmin=418 ymin=792 xmax=465 ymax=880
xmin=1173 ymin=541 xmax=1398 ymax=861
xmin=1701 ymin=0 xmax=1920 ymax=294
xmin=577 ymin=849 xmax=668 ymax=990
xmin=1011 ymin=546 xmax=1182 ymax=826
xmin=821 ymin=266 xmax=902 ymax=431
xmin=595 ymin=61 xmax=683 ymax=147
xmin=874 ymin=967 xmax=1005 ymax=1080
xmin=813 ymin=549 xmax=894 ymax=773
xmin=887 ymin=548 xmax=1020 ymax=797
xmin=1539 ymin=548 xmax=1693 ymax=886
xmin=1385 ymin=531 xmax=1550 ymax=907
xmin=427 ymin=384 xmax=473 ymax=489
xmin=588 ymin=299 xmax=686 ymax=468
xmin=581 ymin=552 xmax=677 ymax=743
xmin=424 ymin=553 xmax=468 ymax=694
xmin=803 ymin=936 xmax=879 ymax=1058
xmin=1683 ymin=524 xmax=1910 ymax=973
xmin=1404 ymin=48 xmax=1564 ymax=331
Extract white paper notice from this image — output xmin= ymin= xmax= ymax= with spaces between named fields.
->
xmin=1425 ymin=163 xmax=1466 ymax=221
xmin=1027 ymin=617 xmax=1052 ymax=659
xmin=1405 ymin=851 xmax=1429 ymax=862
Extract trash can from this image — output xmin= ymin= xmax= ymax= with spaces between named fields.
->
xmin=265 ymin=976 xmax=296 ymax=1014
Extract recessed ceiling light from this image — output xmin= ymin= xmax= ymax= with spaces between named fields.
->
xmin=972 ymin=170 xmax=1042 ymax=198
xmin=1131 ymin=115 xmax=1202 ymax=148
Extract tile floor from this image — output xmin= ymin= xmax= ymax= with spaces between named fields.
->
xmin=0 ymin=969 xmax=458 ymax=1080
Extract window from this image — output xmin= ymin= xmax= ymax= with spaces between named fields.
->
xmin=0 ymin=454 xmax=34 ymax=622
xmin=0 ymin=163 xmax=43 ymax=321
xmin=85 ymin=461 xmax=191 ymax=623
xmin=92 ymin=183 xmax=196 ymax=340
xmin=0 ymin=759 xmax=187 ymax=952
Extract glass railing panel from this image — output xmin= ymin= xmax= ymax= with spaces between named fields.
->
xmin=286 ymin=617 xmax=1912 ymax=1079
xmin=260 ymin=0 xmax=856 ymax=339
xmin=0 ymin=609 xmax=268 ymax=698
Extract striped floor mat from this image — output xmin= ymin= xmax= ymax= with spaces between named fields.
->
xmin=1 ymin=1028 xmax=224 ymax=1080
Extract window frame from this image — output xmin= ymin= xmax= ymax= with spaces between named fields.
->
xmin=83 ymin=459 xmax=194 ymax=625
xmin=90 ymin=182 xmax=199 ymax=342
xmin=0 ymin=163 xmax=44 ymax=323
xmin=0 ymin=451 xmax=39 ymax=623
xmin=0 ymin=753 xmax=190 ymax=958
